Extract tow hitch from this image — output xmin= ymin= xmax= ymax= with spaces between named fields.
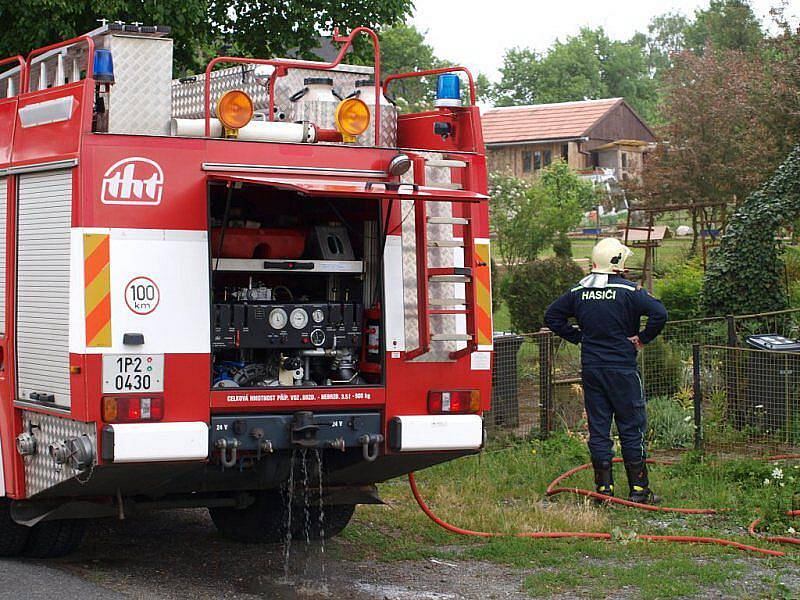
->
xmin=290 ymin=411 xmax=320 ymax=447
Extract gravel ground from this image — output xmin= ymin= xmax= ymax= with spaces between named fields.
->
xmin=22 ymin=508 xmax=532 ymax=600
xmin=0 ymin=507 xmax=797 ymax=599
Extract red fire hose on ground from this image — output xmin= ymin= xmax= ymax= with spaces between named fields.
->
xmin=408 ymin=455 xmax=800 ymax=558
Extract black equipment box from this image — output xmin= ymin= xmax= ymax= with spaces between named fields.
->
xmin=213 ymin=302 xmax=362 ymax=350
xmin=746 ymin=334 xmax=800 ymax=352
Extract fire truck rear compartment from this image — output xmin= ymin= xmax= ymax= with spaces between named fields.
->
xmin=208 ymin=181 xmax=383 ymax=391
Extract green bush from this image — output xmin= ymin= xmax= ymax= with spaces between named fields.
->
xmin=503 ymin=258 xmax=584 ymax=333
xmin=552 ymin=232 xmax=572 ymax=259
xmin=653 ymin=259 xmax=704 ymax=320
xmin=640 ymin=338 xmax=684 ymax=397
xmin=784 ymin=245 xmax=800 ymax=283
xmin=646 ymin=395 xmax=694 ymax=449
xmin=786 ymin=246 xmax=800 ymax=307
xmin=791 ymin=280 xmax=800 ymax=308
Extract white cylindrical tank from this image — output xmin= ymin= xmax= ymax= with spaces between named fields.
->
xmin=289 ymin=77 xmax=341 ymax=131
xmin=170 ymin=118 xmax=317 ymax=143
xmin=347 ymin=79 xmax=397 ymax=147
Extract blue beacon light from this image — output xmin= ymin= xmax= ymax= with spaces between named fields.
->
xmin=93 ymin=49 xmax=115 ymax=84
xmin=435 ymin=73 xmax=461 ymax=108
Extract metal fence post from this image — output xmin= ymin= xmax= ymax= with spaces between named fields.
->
xmin=692 ymin=343 xmax=702 ymax=451
xmin=726 ymin=315 xmax=737 ymax=347
xmin=538 ymin=329 xmax=553 ymax=438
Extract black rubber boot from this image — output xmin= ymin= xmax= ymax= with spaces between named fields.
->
xmin=624 ymin=460 xmax=661 ymax=505
xmin=592 ymin=458 xmax=614 ymax=499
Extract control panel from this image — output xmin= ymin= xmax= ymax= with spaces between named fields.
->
xmin=213 ymin=302 xmax=363 ymax=350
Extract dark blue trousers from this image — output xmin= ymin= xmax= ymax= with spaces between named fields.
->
xmin=581 ymin=367 xmax=647 ymax=463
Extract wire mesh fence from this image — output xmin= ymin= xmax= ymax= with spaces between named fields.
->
xmin=698 ymin=344 xmax=800 ymax=456
xmin=485 ymin=308 xmax=800 ymax=456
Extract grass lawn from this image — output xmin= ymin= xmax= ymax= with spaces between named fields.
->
xmin=550 ymin=237 xmax=695 ymax=274
xmin=334 ymin=435 xmax=800 ymax=598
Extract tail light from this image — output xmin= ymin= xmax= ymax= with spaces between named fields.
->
xmin=102 ymin=396 xmax=164 ymax=423
xmin=427 ymin=390 xmax=480 ymax=414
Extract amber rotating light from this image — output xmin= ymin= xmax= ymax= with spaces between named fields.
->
xmin=217 ymin=90 xmax=254 ymax=138
xmin=334 ymin=98 xmax=370 ymax=142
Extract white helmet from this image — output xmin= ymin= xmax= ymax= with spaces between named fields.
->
xmin=591 ymin=238 xmax=633 ymax=274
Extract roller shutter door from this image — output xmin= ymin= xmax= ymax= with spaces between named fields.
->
xmin=16 ymin=169 xmax=72 ymax=407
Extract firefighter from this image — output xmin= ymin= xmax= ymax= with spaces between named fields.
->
xmin=544 ymin=237 xmax=668 ymax=504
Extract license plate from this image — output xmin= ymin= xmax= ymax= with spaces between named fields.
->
xmin=102 ymin=354 xmax=164 ymax=393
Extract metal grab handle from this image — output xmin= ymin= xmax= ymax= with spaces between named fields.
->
xmin=289 ymin=87 xmax=308 ymax=102
xmin=0 ymin=55 xmax=26 ymax=96
xmin=384 ymin=66 xmax=477 ymax=107
xmin=25 ymin=35 xmax=95 ymax=92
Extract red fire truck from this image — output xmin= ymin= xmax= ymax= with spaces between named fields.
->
xmin=0 ymin=23 xmax=492 ymax=557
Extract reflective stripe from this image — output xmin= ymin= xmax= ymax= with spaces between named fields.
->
xmin=635 ymin=372 xmax=645 ymax=403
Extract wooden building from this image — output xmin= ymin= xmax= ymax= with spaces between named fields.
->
xmin=482 ymin=98 xmax=656 ymax=182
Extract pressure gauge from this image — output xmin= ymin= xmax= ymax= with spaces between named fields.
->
xmin=310 ymin=329 xmax=326 ymax=347
xmin=289 ymin=307 xmax=309 ymax=330
xmin=311 ymin=308 xmax=325 ymax=324
xmin=268 ymin=308 xmax=288 ymax=329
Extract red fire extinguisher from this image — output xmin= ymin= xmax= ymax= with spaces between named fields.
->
xmin=361 ymin=304 xmax=382 ymax=375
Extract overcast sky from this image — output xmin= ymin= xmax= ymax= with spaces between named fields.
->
xmin=412 ymin=0 xmax=799 ymax=81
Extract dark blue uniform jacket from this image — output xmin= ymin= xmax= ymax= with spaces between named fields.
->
xmin=544 ymin=275 xmax=668 ymax=369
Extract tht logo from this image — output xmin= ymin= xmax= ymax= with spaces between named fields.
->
xmin=101 ymin=157 xmax=164 ymax=205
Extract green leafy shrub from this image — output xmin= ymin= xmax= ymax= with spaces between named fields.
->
xmin=640 ymin=338 xmax=684 ymax=397
xmin=784 ymin=245 xmax=800 ymax=283
xmin=503 ymin=258 xmax=584 ymax=333
xmin=791 ymin=280 xmax=800 ymax=308
xmin=552 ymin=232 xmax=573 ymax=259
xmin=646 ymin=395 xmax=694 ymax=449
xmin=653 ymin=259 xmax=704 ymax=320
xmin=701 ymin=145 xmax=800 ymax=315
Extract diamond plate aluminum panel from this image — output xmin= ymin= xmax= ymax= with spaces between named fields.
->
xmin=170 ymin=62 xmax=397 ymax=146
xmin=21 ymin=411 xmax=96 ymax=497
xmin=107 ymin=35 xmax=173 ymax=135
xmin=354 ymin=100 xmax=397 ymax=148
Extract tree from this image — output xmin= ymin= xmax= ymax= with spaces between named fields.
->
xmin=0 ymin=0 xmax=207 ymax=75
xmin=379 ymin=24 xmax=449 ymax=113
xmin=491 ymin=47 xmax=541 ymax=106
xmin=636 ymin=41 xmax=800 ymax=248
xmin=489 ymin=162 xmax=592 ymax=269
xmin=646 ymin=11 xmax=690 ymax=75
xmin=0 ymin=1 xmax=413 ymax=76
xmin=490 ymin=28 xmax=657 ymax=121
xmin=701 ymin=145 xmax=800 ymax=315
xmin=685 ymin=0 xmax=763 ymax=54
xmin=208 ymin=0 xmax=412 ymax=68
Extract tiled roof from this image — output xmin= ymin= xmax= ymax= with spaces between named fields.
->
xmin=482 ymin=98 xmax=623 ymax=144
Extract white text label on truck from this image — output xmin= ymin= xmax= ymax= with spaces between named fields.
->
xmin=102 ymin=354 xmax=165 ymax=393
xmin=101 ymin=157 xmax=164 ymax=205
